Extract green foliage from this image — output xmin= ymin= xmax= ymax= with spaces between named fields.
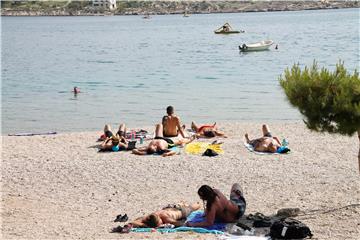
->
xmin=279 ymin=61 xmax=360 ymax=136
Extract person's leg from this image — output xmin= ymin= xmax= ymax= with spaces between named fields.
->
xmin=230 ymin=183 xmax=246 ymax=218
xmin=180 ymin=202 xmax=201 ymax=218
xmin=117 ymin=123 xmax=126 ymax=137
xmin=155 ymin=124 xmax=164 ymax=138
xmin=104 ymin=124 xmax=113 ymax=138
xmin=191 ymin=121 xmax=199 ymax=132
xmin=262 ymin=124 xmax=272 ymax=137
xmin=245 ymin=133 xmax=251 ymax=143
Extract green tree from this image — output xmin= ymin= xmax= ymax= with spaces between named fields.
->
xmin=279 ymin=61 xmax=360 ymax=172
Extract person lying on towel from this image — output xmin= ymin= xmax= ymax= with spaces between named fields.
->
xmin=245 ymin=124 xmax=286 ymax=153
xmin=128 ymin=202 xmax=201 ymax=228
xmin=132 ymin=124 xmax=195 ymax=157
xmin=186 ymin=184 xmax=246 ymax=227
xmin=99 ymin=123 xmax=129 ymax=152
xmin=191 ymin=121 xmax=227 ymax=138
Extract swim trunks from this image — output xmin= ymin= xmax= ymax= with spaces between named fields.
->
xmin=230 ymin=196 xmax=246 ymax=219
xmin=264 ymin=132 xmax=272 ymax=137
xmin=154 ymin=136 xmax=175 ymax=148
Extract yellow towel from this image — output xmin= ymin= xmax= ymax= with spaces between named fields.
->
xmin=185 ymin=142 xmax=224 ymax=154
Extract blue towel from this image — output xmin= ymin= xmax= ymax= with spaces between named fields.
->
xmin=131 ymin=210 xmax=225 ymax=234
xmin=186 ymin=210 xmax=226 ymax=231
xmin=131 ymin=226 xmax=224 ymax=234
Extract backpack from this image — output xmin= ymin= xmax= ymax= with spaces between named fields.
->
xmin=270 ymin=218 xmax=313 ymax=239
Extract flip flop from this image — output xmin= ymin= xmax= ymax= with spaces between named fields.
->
xmin=114 ymin=214 xmax=128 ymax=222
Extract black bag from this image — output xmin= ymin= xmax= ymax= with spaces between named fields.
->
xmin=202 ymin=149 xmax=218 ymax=157
xmin=270 ymin=218 xmax=312 ymax=239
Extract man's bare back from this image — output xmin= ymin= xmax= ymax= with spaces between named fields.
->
xmin=163 ymin=115 xmax=183 ymax=137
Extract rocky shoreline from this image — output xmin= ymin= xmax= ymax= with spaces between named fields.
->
xmin=1 ymin=1 xmax=359 ymax=16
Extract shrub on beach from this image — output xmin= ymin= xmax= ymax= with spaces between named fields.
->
xmin=279 ymin=61 xmax=360 ymax=172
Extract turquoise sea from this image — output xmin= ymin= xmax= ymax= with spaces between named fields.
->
xmin=2 ymin=8 xmax=359 ymax=134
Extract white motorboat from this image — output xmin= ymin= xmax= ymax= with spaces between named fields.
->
xmin=239 ymin=40 xmax=274 ymax=51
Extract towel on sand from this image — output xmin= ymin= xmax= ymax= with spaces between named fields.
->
xmin=185 ymin=142 xmax=224 ymax=155
xmin=244 ymin=142 xmax=290 ymax=155
xmin=131 ymin=210 xmax=225 ymax=234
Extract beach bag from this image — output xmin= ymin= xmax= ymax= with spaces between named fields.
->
xmin=270 ymin=218 xmax=312 ymax=239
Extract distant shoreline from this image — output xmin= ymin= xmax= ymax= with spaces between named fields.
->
xmin=1 ymin=0 xmax=359 ymax=16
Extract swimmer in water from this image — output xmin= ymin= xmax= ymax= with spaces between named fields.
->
xmin=73 ymin=87 xmax=80 ymax=94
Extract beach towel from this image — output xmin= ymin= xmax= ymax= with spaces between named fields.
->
xmin=243 ymin=142 xmax=290 ymax=155
xmin=131 ymin=210 xmax=226 ymax=234
xmin=185 ymin=142 xmax=224 ymax=155
xmin=153 ymin=146 xmax=180 ymax=155
xmin=8 ymin=131 xmax=57 ymax=136
xmin=131 ymin=226 xmax=224 ymax=234
xmin=186 ymin=210 xmax=227 ymax=231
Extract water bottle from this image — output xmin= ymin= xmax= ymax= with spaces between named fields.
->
xmin=139 ymin=136 xmax=144 ymax=144
xmin=131 ymin=131 xmax=135 ymax=141
xmin=282 ymin=138 xmax=288 ymax=147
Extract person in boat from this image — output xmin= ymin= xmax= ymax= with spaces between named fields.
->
xmin=185 ymin=184 xmax=246 ymax=227
xmin=244 ymin=124 xmax=282 ymax=153
xmin=99 ymin=123 xmax=129 ymax=152
xmin=132 ymin=124 xmax=195 ymax=157
xmin=162 ymin=106 xmax=186 ymax=138
xmin=191 ymin=121 xmax=227 ymax=138
xmin=126 ymin=202 xmax=201 ymax=229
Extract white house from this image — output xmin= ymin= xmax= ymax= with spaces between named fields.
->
xmin=93 ymin=0 xmax=116 ymax=11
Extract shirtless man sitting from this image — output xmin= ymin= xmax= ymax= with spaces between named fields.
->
xmin=128 ymin=202 xmax=201 ymax=228
xmin=191 ymin=121 xmax=227 ymax=138
xmin=186 ymin=184 xmax=246 ymax=227
xmin=162 ymin=106 xmax=186 ymax=138
xmin=245 ymin=124 xmax=281 ymax=153
xmin=132 ymin=124 xmax=194 ymax=157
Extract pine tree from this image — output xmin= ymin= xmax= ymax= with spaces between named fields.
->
xmin=279 ymin=61 xmax=360 ymax=172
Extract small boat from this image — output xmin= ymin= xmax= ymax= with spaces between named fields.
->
xmin=214 ymin=23 xmax=244 ymax=34
xmin=238 ymin=40 xmax=274 ymax=52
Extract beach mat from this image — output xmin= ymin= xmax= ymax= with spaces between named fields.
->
xmin=243 ymin=142 xmax=290 ymax=155
xmin=185 ymin=142 xmax=224 ymax=155
xmin=8 ymin=131 xmax=57 ymax=136
xmin=131 ymin=210 xmax=225 ymax=234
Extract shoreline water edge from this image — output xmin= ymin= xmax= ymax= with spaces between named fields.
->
xmin=1 ymin=0 xmax=359 ymax=16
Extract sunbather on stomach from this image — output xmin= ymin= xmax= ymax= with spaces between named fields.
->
xmin=191 ymin=121 xmax=227 ymax=138
xmin=245 ymin=124 xmax=281 ymax=153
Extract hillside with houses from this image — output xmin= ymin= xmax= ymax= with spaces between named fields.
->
xmin=1 ymin=0 xmax=359 ymax=16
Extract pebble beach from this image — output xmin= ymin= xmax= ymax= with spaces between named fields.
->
xmin=2 ymin=122 xmax=360 ymax=239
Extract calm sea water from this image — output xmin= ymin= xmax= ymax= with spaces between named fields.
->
xmin=2 ymin=8 xmax=359 ymax=134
